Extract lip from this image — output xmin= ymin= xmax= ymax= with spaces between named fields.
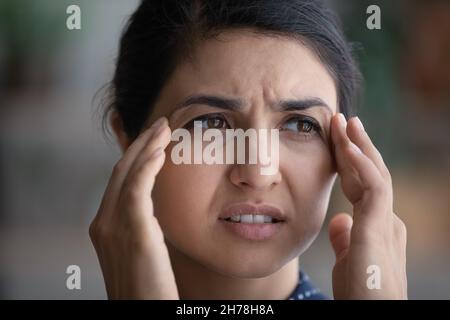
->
xmin=218 ymin=203 xmax=286 ymax=222
xmin=219 ymin=220 xmax=283 ymax=241
xmin=217 ymin=203 xmax=286 ymax=241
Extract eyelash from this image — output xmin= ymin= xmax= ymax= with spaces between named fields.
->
xmin=184 ymin=113 xmax=230 ymax=130
xmin=183 ymin=113 xmax=322 ymax=139
xmin=279 ymin=115 xmax=322 ymax=139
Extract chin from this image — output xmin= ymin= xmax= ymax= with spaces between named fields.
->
xmin=207 ymin=253 xmax=290 ymax=279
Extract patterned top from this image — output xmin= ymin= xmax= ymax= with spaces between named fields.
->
xmin=287 ymin=271 xmax=329 ymax=300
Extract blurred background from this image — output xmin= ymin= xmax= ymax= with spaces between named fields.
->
xmin=0 ymin=0 xmax=449 ymax=299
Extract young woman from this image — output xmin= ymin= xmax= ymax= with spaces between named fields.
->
xmin=89 ymin=0 xmax=407 ymax=299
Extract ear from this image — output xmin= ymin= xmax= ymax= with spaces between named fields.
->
xmin=110 ymin=111 xmax=132 ymax=153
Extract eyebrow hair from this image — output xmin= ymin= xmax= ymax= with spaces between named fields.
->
xmin=175 ymin=94 xmax=332 ymax=114
xmin=178 ymin=94 xmax=244 ymax=110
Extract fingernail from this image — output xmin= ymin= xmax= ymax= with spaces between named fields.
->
xmin=350 ymin=142 xmax=362 ymax=154
xmin=153 ymin=117 xmax=167 ymax=135
xmin=337 ymin=113 xmax=347 ymax=128
xmin=353 ymin=116 xmax=365 ymax=132
xmin=152 ymin=117 xmax=166 ymax=129
xmin=150 ymin=146 xmax=164 ymax=159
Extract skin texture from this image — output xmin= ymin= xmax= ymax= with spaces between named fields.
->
xmin=89 ymin=29 xmax=407 ymax=299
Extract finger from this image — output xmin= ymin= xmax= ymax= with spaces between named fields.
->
xmin=98 ymin=117 xmax=168 ymax=214
xmin=332 ymin=113 xmax=385 ymax=194
xmin=331 ymin=114 xmax=361 ymax=184
xmin=332 ymin=114 xmax=392 ymax=230
xmin=122 ymin=123 xmax=171 ymax=201
xmin=346 ymin=117 xmax=391 ymax=181
xmin=329 ymin=213 xmax=353 ymax=261
xmin=113 ymin=117 xmax=168 ymax=185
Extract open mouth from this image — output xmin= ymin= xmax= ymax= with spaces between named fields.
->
xmin=219 ymin=215 xmax=283 ymax=224
xmin=218 ymin=202 xmax=287 ymax=227
xmin=217 ymin=204 xmax=286 ymax=241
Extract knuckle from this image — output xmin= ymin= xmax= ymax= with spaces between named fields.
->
xmin=88 ymin=220 xmax=101 ymax=242
xmin=121 ymin=183 xmax=141 ymax=203
xmin=370 ymin=177 xmax=388 ymax=195
xmin=112 ymin=159 xmax=126 ymax=175
xmin=89 ymin=220 xmax=111 ymax=243
xmin=88 ymin=221 xmax=96 ymax=239
xmin=397 ymin=219 xmax=407 ymax=238
xmin=381 ymin=167 xmax=392 ymax=182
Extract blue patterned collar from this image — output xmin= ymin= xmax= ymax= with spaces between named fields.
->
xmin=287 ymin=271 xmax=328 ymax=300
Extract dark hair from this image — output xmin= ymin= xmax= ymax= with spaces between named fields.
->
xmin=103 ymin=0 xmax=362 ymax=140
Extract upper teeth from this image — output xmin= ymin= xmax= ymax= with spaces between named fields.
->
xmin=228 ymin=214 xmax=274 ymax=223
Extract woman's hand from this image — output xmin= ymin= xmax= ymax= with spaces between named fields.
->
xmin=89 ymin=117 xmax=179 ymax=299
xmin=328 ymin=114 xmax=407 ymax=299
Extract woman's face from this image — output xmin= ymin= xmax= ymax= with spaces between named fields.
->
xmin=150 ymin=29 xmax=338 ymax=278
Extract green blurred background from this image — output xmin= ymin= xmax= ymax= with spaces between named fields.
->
xmin=0 ymin=0 xmax=449 ymax=299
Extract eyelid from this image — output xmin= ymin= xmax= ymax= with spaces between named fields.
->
xmin=280 ymin=114 xmax=322 ymax=132
xmin=183 ymin=112 xmax=231 ymax=129
xmin=182 ymin=112 xmax=324 ymax=135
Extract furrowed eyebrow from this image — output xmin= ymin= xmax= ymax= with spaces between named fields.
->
xmin=278 ymin=98 xmax=332 ymax=114
xmin=177 ymin=94 xmax=244 ymax=111
xmin=173 ymin=94 xmax=332 ymax=114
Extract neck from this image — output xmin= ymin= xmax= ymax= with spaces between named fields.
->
xmin=167 ymin=243 xmax=299 ymax=300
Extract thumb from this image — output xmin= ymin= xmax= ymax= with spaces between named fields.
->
xmin=329 ymin=213 xmax=353 ymax=261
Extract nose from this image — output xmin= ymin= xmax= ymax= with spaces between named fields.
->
xmin=229 ymin=162 xmax=282 ymax=191
xmin=227 ymin=109 xmax=282 ymax=191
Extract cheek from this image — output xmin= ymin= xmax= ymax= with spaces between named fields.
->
xmin=281 ymin=143 xmax=335 ymax=240
xmin=285 ymin=145 xmax=334 ymax=192
xmin=152 ymin=150 xmax=225 ymax=241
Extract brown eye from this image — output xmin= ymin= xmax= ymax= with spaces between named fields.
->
xmin=185 ymin=114 xmax=230 ymax=130
xmin=207 ymin=117 xmax=225 ymax=129
xmin=298 ymin=120 xmax=313 ymax=133
xmin=280 ymin=116 xmax=321 ymax=135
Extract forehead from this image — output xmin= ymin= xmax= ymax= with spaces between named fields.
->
xmin=154 ymin=29 xmax=338 ymax=117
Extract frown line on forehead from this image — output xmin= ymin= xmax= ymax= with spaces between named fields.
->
xmin=172 ymin=94 xmax=333 ymax=116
